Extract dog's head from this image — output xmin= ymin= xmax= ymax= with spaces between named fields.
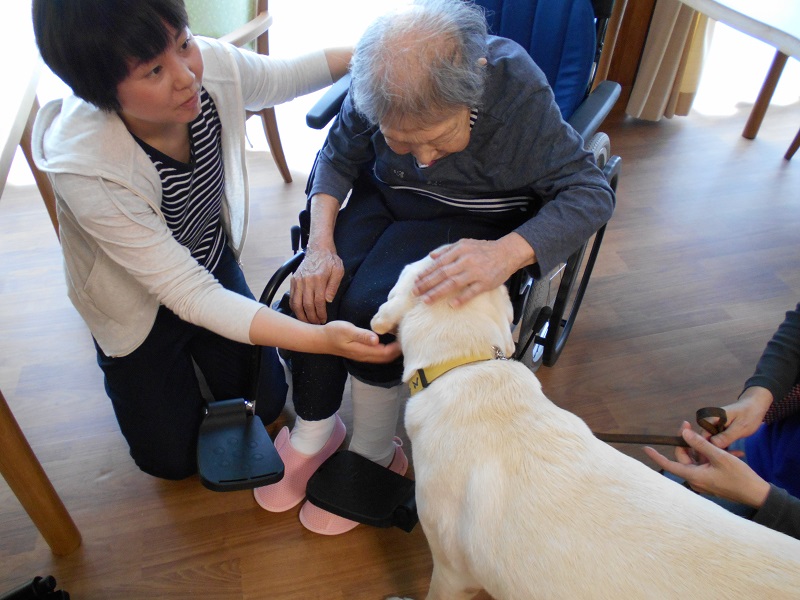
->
xmin=371 ymin=252 xmax=515 ymax=382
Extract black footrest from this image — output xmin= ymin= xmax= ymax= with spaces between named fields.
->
xmin=306 ymin=450 xmax=417 ymax=532
xmin=198 ymin=399 xmax=284 ymax=492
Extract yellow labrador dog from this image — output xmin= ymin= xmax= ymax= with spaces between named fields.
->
xmin=372 ymin=254 xmax=800 ymax=600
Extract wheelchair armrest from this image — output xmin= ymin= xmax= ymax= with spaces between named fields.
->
xmin=259 ymin=251 xmax=305 ymax=307
xmin=306 ymin=73 xmax=352 ymax=129
xmin=567 ymin=80 xmax=621 ymax=142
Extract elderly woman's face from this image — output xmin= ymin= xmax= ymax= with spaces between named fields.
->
xmin=380 ymin=106 xmax=472 ymax=167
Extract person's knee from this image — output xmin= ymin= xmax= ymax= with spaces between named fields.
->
xmin=339 ymin=290 xmax=384 ymax=329
xmin=347 ymin=357 xmax=404 ymax=387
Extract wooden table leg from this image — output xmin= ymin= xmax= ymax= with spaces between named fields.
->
xmin=785 ymin=127 xmax=800 ymax=160
xmin=0 ymin=388 xmax=81 ymax=556
xmin=742 ymin=50 xmax=788 ymax=140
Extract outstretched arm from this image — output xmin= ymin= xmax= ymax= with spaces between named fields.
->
xmin=249 ymin=306 xmax=400 ymax=363
xmin=644 ymin=423 xmax=770 ymax=508
xmin=646 ymin=424 xmax=800 ymax=540
xmin=323 ymin=47 xmax=352 ymax=81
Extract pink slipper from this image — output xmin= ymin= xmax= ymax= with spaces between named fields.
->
xmin=253 ymin=414 xmax=346 ymax=512
xmin=299 ymin=438 xmax=409 ymax=535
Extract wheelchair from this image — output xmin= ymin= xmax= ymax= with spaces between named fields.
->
xmin=198 ymin=0 xmax=622 ymax=526
xmin=265 ymin=0 xmax=622 ymax=372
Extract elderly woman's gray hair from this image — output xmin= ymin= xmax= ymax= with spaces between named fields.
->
xmin=350 ymin=0 xmax=489 ymax=126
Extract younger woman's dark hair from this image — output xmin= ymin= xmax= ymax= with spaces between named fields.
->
xmin=32 ymin=0 xmax=190 ymax=112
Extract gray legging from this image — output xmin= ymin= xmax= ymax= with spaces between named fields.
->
xmin=289 ymin=173 xmax=529 ymax=421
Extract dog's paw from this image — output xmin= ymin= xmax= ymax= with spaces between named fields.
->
xmin=370 ymin=314 xmax=394 ymax=335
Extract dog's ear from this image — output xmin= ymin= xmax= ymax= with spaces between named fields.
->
xmin=502 ymin=286 xmax=513 ymax=326
xmin=492 ymin=285 xmax=516 ymax=356
xmin=371 ymin=255 xmax=433 ymax=334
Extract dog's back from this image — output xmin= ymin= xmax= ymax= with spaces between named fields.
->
xmin=407 ymin=360 xmax=800 ymax=599
xmin=373 ymin=257 xmax=800 ymax=599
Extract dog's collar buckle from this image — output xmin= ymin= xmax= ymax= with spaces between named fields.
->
xmin=492 ymin=345 xmax=508 ymax=361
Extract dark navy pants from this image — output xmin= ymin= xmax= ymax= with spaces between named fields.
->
xmin=96 ymin=246 xmax=287 ymax=480
xmin=291 ymin=174 xmax=528 ymax=421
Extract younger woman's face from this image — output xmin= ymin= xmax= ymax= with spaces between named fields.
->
xmin=116 ymin=25 xmax=204 ymax=138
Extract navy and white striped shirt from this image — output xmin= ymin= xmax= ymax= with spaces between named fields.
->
xmin=136 ymin=88 xmax=226 ymax=272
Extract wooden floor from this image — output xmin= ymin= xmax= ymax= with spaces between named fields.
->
xmin=1 ymin=100 xmax=799 ymax=599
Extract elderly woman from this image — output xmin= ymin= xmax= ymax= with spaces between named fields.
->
xmin=254 ymin=0 xmax=615 ymax=534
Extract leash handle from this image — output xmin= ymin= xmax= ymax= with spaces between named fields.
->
xmin=695 ymin=406 xmax=727 ymax=436
xmin=594 ymin=407 xmax=728 ymax=448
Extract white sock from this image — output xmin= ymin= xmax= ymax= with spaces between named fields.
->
xmin=289 ymin=415 xmax=336 ymax=455
xmin=348 ymin=378 xmax=402 ymax=467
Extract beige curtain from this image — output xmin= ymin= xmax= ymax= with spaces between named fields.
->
xmin=626 ymin=0 xmax=715 ymax=121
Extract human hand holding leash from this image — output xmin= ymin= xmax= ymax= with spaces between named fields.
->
xmin=644 ymin=423 xmax=771 ymax=509
xmin=708 ymin=387 xmax=773 ymax=449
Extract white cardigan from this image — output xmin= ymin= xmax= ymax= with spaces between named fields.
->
xmin=32 ymin=37 xmax=333 ymax=357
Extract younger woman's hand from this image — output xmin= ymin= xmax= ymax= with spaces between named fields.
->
xmin=322 ymin=321 xmax=401 ymax=363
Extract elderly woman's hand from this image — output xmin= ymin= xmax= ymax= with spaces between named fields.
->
xmin=290 ymin=245 xmax=344 ymax=324
xmin=412 ymin=233 xmax=535 ymax=307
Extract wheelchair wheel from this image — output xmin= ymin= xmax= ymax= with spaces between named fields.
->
xmin=534 ymin=145 xmax=617 ymax=368
xmin=513 ymin=267 xmax=560 ymax=371
xmin=541 ymin=224 xmax=606 ymax=367
xmin=586 ymin=132 xmax=611 ymax=168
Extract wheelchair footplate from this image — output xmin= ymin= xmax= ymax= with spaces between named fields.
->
xmin=306 ymin=450 xmax=418 ymax=532
xmin=198 ymin=398 xmax=284 ymax=492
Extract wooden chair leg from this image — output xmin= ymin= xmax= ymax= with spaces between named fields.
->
xmin=260 ymin=107 xmax=292 ymax=183
xmin=0 ymin=389 xmax=81 ymax=555
xmin=20 ymin=97 xmax=59 ymax=239
xmin=742 ymin=50 xmax=788 ymax=140
xmin=785 ymin=127 xmax=800 ymax=161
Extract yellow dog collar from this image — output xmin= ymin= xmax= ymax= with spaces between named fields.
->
xmin=408 ymin=346 xmax=508 ymax=396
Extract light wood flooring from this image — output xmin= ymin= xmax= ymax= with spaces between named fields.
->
xmin=1 ymin=101 xmax=799 ymax=599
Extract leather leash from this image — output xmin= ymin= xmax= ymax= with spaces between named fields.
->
xmin=593 ymin=407 xmax=727 ymax=447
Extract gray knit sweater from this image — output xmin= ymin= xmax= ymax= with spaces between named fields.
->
xmin=309 ymin=36 xmax=615 ymax=277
